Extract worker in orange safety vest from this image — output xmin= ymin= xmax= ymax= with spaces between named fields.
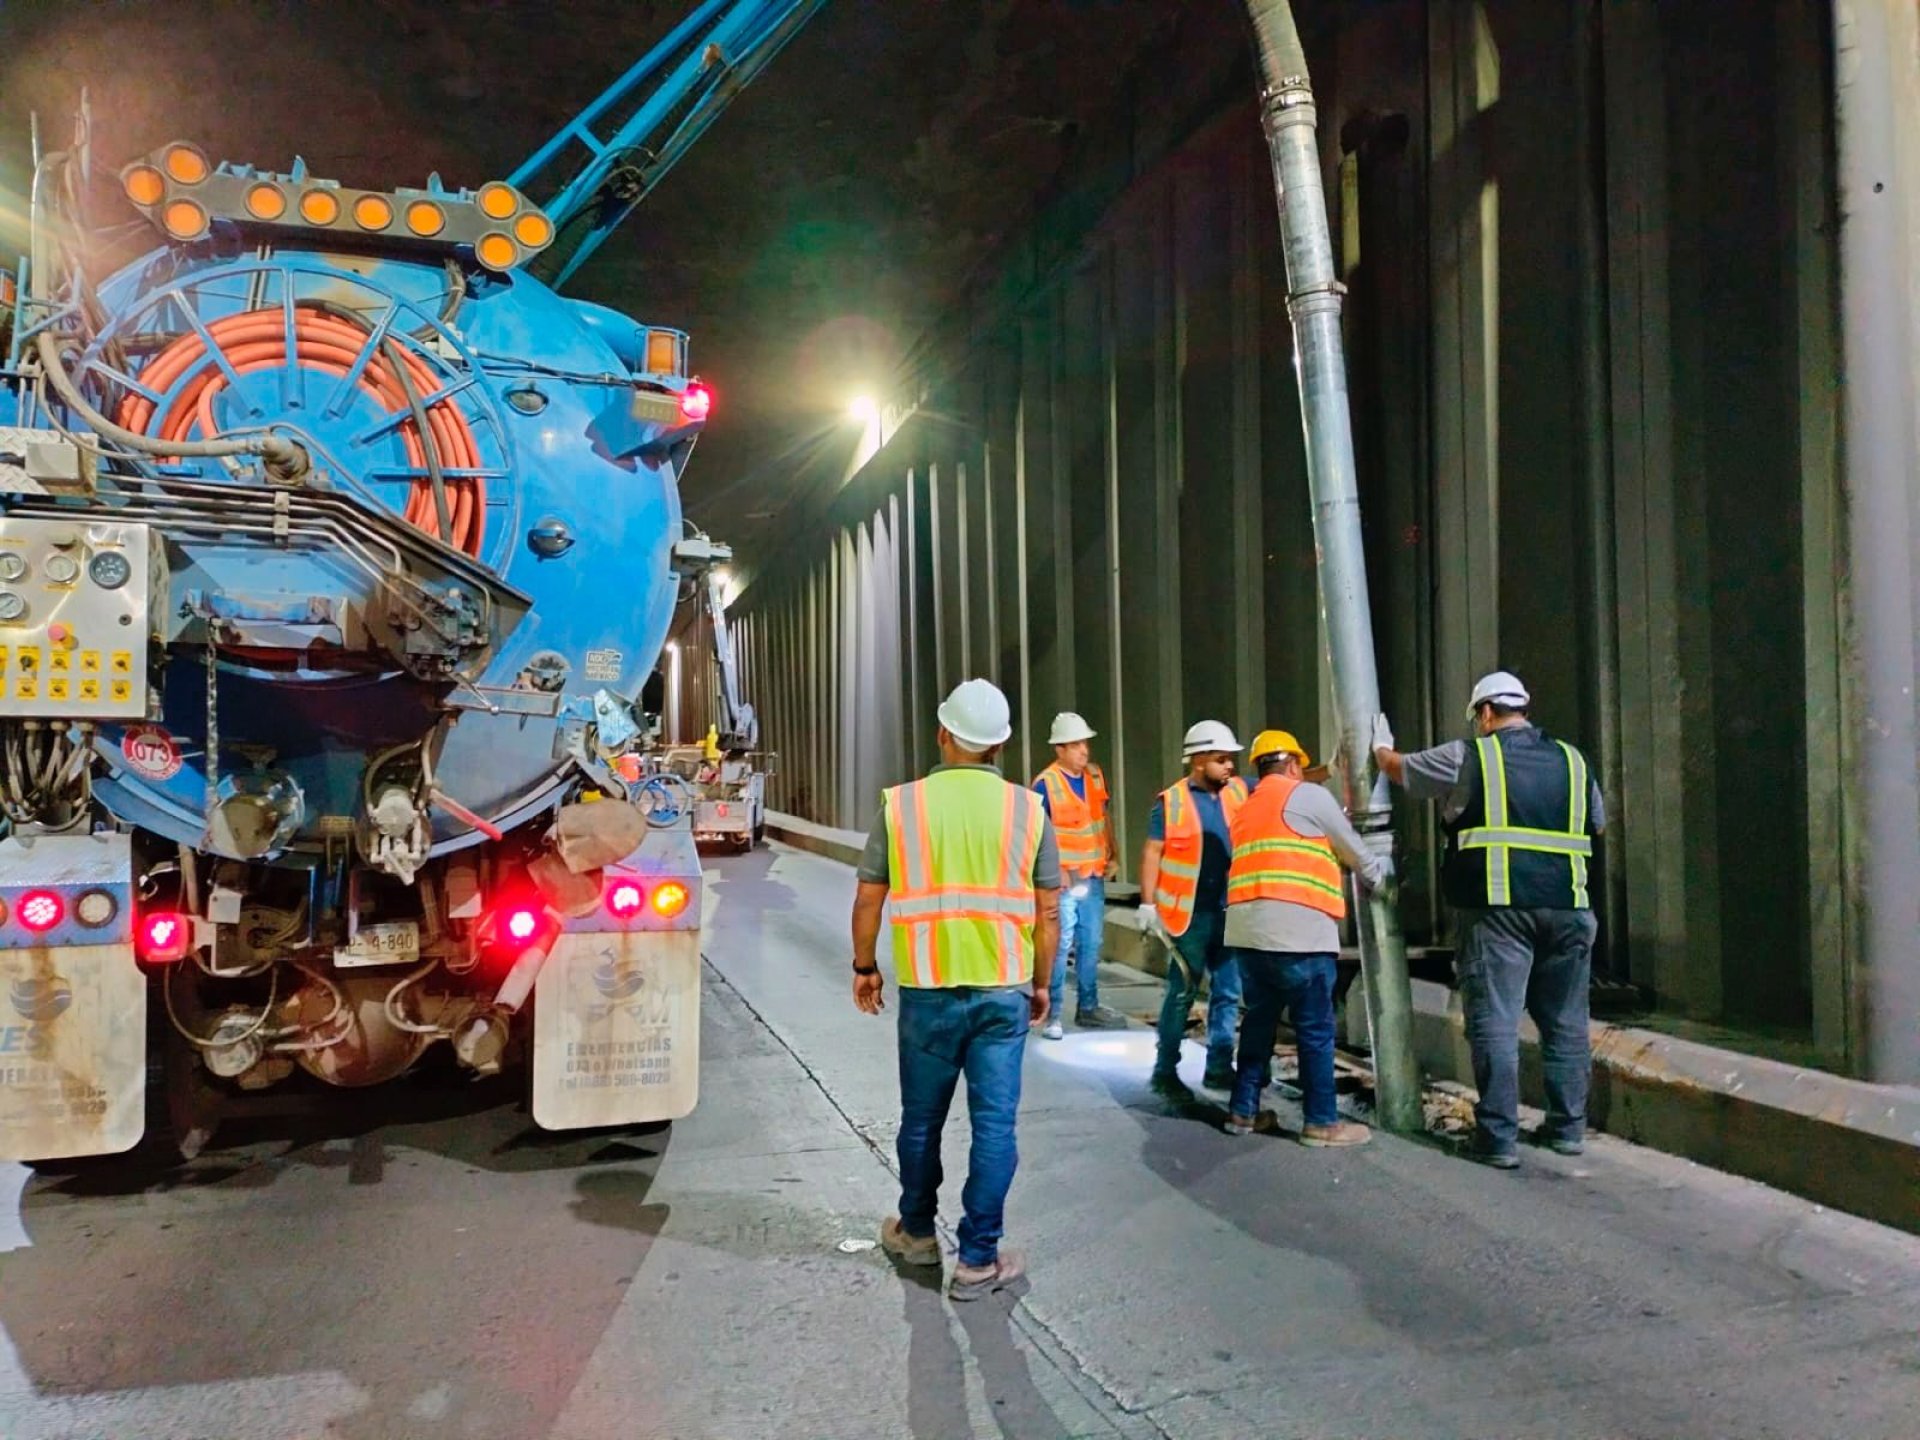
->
xmin=1032 ymin=712 xmax=1128 ymax=1034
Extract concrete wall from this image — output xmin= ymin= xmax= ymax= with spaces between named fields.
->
xmin=732 ymin=1 xmax=1862 ymax=1072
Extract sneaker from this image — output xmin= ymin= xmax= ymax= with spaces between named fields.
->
xmin=1201 ymin=1064 xmax=1237 ymax=1091
xmin=1148 ymin=1071 xmax=1194 ymax=1105
xmin=1223 ymin=1111 xmax=1255 ymax=1137
xmin=1074 ymin=1004 xmax=1129 ymax=1030
xmin=879 ymin=1216 xmax=941 ymax=1267
xmin=1549 ymin=1136 xmax=1586 ymax=1157
xmin=1465 ymin=1140 xmax=1521 ymax=1170
xmin=1300 ymin=1120 xmax=1372 ymax=1148
xmin=1041 ymin=1020 xmax=1065 ymax=1041
xmin=949 ymin=1249 xmax=1026 ymax=1301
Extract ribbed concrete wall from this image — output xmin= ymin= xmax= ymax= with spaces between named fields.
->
xmin=729 ymin=0 xmax=1857 ymax=1072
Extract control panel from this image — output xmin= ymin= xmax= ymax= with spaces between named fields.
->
xmin=0 ymin=516 xmax=160 ymax=720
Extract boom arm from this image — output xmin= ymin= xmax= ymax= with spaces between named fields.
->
xmin=511 ymin=0 xmax=829 ymax=290
xmin=703 ymin=569 xmax=758 ymax=752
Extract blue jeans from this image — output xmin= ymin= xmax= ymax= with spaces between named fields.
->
xmin=1153 ymin=907 xmax=1242 ymax=1076
xmin=895 ymin=986 xmax=1030 ymax=1268
xmin=1048 ymin=875 xmax=1106 ymax=1016
xmin=1456 ymin=907 xmax=1598 ymax=1154
xmin=1230 ymin=951 xmax=1338 ymax=1126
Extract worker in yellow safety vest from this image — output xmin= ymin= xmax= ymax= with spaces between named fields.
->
xmin=1031 ymin=712 xmax=1127 ymax=1033
xmin=851 ymin=678 xmax=1061 ymax=1300
xmin=1221 ymin=728 xmax=1389 ymax=1145
xmin=1139 ymin=720 xmax=1249 ymax=1101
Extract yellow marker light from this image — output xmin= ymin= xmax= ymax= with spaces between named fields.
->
xmin=512 ymin=211 xmax=553 ymax=249
xmin=353 ymin=194 xmax=394 ymax=231
xmin=163 ymin=144 xmax=209 ymax=185
xmin=245 ymin=183 xmax=287 ymax=220
xmin=645 ymin=330 xmax=680 ymax=375
xmin=299 ymin=189 xmax=341 ymax=225
xmin=123 ymin=165 xmax=165 ymax=207
xmin=477 ymin=182 xmax=518 ymax=220
xmin=475 ymin=232 xmax=519 ymax=271
xmin=651 ymin=881 xmax=690 ymax=918
xmin=163 ymin=198 xmax=209 ymax=240
xmin=405 ymin=200 xmax=446 ymax=237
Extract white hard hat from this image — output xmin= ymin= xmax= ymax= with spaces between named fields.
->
xmin=1048 ymin=711 xmax=1097 ymax=746
xmin=939 ymin=678 xmax=1013 ymax=750
xmin=1181 ymin=720 xmax=1242 ymax=757
xmin=1467 ymin=670 xmax=1531 ymax=719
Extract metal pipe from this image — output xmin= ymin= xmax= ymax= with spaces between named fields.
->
xmin=1830 ymin=0 xmax=1920 ymax=1082
xmin=1244 ymin=0 xmax=1422 ymax=1132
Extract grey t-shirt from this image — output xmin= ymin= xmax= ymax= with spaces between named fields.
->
xmin=1224 ymin=779 xmax=1388 ymax=956
xmin=1400 ymin=732 xmax=1606 ymax=829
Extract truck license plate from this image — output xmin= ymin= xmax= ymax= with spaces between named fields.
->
xmin=334 ymin=921 xmax=420 ymax=968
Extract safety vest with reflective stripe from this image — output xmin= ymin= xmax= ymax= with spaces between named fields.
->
xmin=1442 ymin=727 xmax=1595 ymax=910
xmin=1153 ymin=776 xmax=1249 ymax=937
xmin=1225 ymin=775 xmax=1346 ymax=919
xmin=884 ymin=768 xmax=1046 ymax=988
xmin=1034 ymin=762 xmax=1109 ymax=879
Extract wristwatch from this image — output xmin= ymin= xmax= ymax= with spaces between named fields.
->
xmin=852 ymin=962 xmax=880 ymax=976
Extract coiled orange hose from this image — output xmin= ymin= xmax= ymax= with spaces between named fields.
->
xmin=114 ymin=307 xmax=486 ymax=555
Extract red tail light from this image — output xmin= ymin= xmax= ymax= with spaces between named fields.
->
xmin=140 ymin=911 xmax=190 ymax=962
xmin=505 ymin=907 xmax=540 ymax=943
xmin=17 ymin=890 xmax=64 ymax=934
xmin=679 ymin=380 xmax=712 ymax=423
xmin=606 ymin=881 xmax=645 ymax=920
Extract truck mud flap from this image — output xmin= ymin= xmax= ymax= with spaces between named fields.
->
xmin=532 ymin=929 xmax=700 ymax=1130
xmin=0 ymin=943 xmax=147 ymax=1161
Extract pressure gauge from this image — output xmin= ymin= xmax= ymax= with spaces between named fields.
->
xmin=0 ymin=553 xmax=24 ymax=582
xmin=43 ymin=554 xmax=80 ymax=585
xmin=0 ymin=592 xmax=25 ymax=622
xmin=88 ymin=550 xmax=132 ymax=590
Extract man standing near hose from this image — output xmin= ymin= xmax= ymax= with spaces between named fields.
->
xmin=1139 ymin=721 xmax=1248 ymax=1101
xmin=1373 ymin=671 xmax=1604 ymax=1168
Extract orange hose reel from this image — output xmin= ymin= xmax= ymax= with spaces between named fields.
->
xmin=114 ymin=306 xmax=486 ymax=556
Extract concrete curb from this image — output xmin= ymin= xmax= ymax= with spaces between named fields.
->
xmin=765 ymin=810 xmax=865 ymax=868
xmin=1107 ymin=909 xmax=1920 ymax=1236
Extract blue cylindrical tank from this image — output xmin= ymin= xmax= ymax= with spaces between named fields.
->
xmin=78 ymin=244 xmax=689 ymax=857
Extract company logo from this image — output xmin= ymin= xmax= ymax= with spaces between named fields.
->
xmin=592 ymin=956 xmax=646 ymax=1002
xmin=9 ymin=975 xmax=72 ymax=1024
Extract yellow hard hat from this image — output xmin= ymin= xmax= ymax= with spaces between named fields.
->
xmin=1248 ymin=728 xmax=1310 ymax=766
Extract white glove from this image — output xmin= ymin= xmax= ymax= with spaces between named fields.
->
xmin=1136 ymin=903 xmax=1167 ymax=940
xmin=1371 ymin=713 xmax=1396 ymax=755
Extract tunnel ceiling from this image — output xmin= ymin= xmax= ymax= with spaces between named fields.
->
xmin=0 ymin=0 xmax=1197 ymax=567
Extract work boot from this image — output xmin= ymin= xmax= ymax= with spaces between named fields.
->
xmin=1300 ymin=1120 xmax=1371 ymax=1148
xmin=879 ymin=1216 xmax=941 ymax=1267
xmin=1464 ymin=1137 xmax=1521 ymax=1170
xmin=1222 ymin=1110 xmax=1281 ymax=1138
xmin=1201 ymin=1054 xmax=1236 ymax=1091
xmin=949 ymin=1249 xmax=1026 ymax=1301
xmin=1149 ymin=1070 xmax=1194 ymax=1105
xmin=1074 ymin=1004 xmax=1129 ymax=1030
xmin=1528 ymin=1128 xmax=1586 ymax=1157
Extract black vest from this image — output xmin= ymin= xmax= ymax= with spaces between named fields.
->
xmin=1441 ymin=726 xmax=1594 ymax=911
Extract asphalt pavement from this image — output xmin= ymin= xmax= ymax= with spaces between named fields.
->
xmin=2 ymin=841 xmax=1917 ymax=1439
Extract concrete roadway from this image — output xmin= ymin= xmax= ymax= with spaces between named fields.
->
xmin=2 ymin=842 xmax=1918 ymax=1439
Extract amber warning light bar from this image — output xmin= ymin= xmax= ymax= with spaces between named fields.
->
xmin=121 ymin=142 xmax=556 ymax=273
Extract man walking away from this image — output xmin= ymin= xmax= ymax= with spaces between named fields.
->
xmin=1373 ymin=671 xmax=1604 ymax=1168
xmin=1139 ymin=721 xmax=1249 ymax=1102
xmin=1033 ymin=712 xmax=1128 ymax=1033
xmin=1223 ymin=729 xmax=1388 ymax=1146
xmin=852 ymin=678 xmax=1061 ymax=1298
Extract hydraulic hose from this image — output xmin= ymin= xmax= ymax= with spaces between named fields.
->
xmin=36 ymin=328 xmax=309 ymax=480
xmin=111 ymin=307 xmax=486 ymax=555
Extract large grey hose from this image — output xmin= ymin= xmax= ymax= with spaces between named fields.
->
xmin=34 ymin=330 xmax=309 ymax=481
xmin=1244 ymin=0 xmax=1422 ymax=1133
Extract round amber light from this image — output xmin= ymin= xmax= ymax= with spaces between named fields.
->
xmin=474 ymin=232 xmax=518 ymax=271
xmin=512 ymin=211 xmax=553 ymax=249
xmin=299 ymin=189 xmax=341 ymax=225
xmin=162 ymin=199 xmax=209 ymax=239
xmin=163 ymin=145 xmax=209 ymax=185
xmin=477 ymin=183 xmax=518 ymax=220
xmin=405 ymin=200 xmax=446 ymax=237
xmin=245 ymin=184 xmax=287 ymax=220
xmin=352 ymin=194 xmax=394 ymax=231
xmin=122 ymin=165 xmax=165 ymax=207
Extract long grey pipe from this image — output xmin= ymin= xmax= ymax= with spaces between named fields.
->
xmin=1830 ymin=0 xmax=1920 ymax=1082
xmin=1245 ymin=0 xmax=1422 ymax=1132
